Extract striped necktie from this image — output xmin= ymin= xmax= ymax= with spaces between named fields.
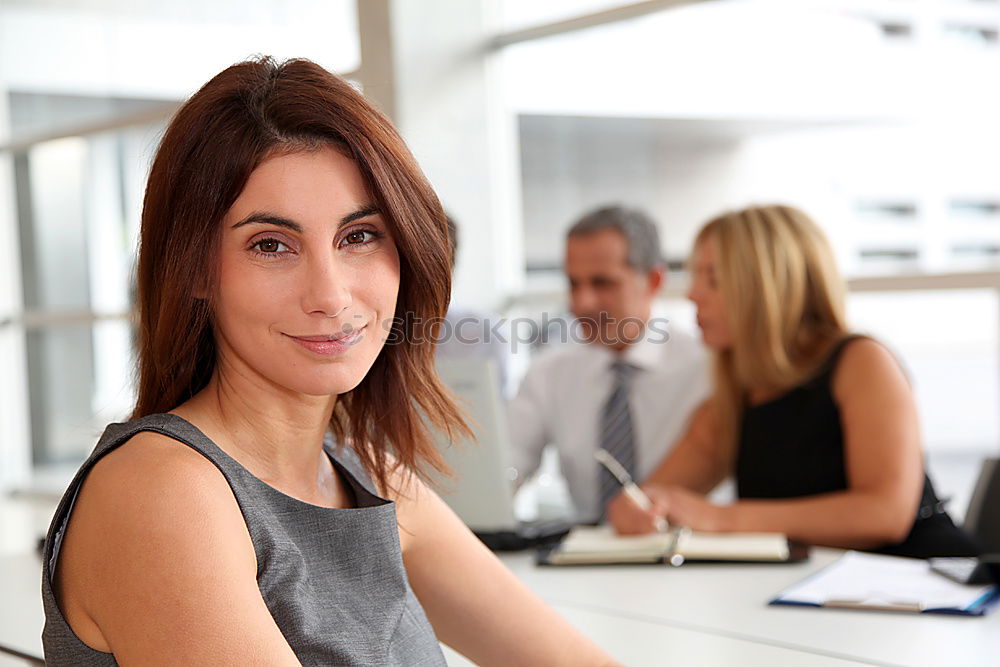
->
xmin=598 ymin=360 xmax=638 ymax=519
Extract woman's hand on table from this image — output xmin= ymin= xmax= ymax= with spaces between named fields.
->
xmin=607 ymin=484 xmax=732 ymax=534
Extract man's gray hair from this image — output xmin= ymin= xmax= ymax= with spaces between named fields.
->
xmin=567 ymin=205 xmax=665 ymax=273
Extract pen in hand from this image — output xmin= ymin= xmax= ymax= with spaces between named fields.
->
xmin=594 ymin=448 xmax=669 ymax=534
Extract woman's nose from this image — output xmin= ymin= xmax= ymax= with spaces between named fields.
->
xmin=301 ymin=256 xmax=352 ymax=318
xmin=687 ymin=283 xmax=700 ymax=304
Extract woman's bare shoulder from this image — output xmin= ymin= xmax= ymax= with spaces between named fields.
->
xmin=82 ymin=430 xmax=237 ymax=512
xmin=56 ymin=429 xmax=260 ymax=653
xmin=833 ymin=336 xmax=908 ymax=395
xmin=60 ymin=429 xmax=253 ymax=592
xmin=62 ymin=428 xmax=253 ymax=562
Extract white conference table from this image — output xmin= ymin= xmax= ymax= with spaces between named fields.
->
xmin=442 ymin=600 xmax=874 ymax=667
xmin=3 ymin=547 xmax=997 ymax=666
xmin=0 ymin=551 xmax=862 ymax=667
xmin=496 ymin=548 xmax=1000 ymax=667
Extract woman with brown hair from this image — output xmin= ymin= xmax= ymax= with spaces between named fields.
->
xmin=40 ymin=57 xmax=614 ymax=666
xmin=608 ymin=204 xmax=978 ymax=558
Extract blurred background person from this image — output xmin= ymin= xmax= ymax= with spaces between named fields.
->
xmin=609 ymin=205 xmax=980 ymax=558
xmin=509 ymin=205 xmax=709 ymax=524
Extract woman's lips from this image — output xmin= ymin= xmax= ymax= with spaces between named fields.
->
xmin=286 ymin=326 xmax=366 ymax=356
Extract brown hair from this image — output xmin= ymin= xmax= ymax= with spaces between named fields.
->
xmin=133 ymin=56 xmax=465 ymax=489
xmin=693 ymin=204 xmax=849 ymax=454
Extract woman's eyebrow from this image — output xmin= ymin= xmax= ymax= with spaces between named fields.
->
xmin=231 ymin=205 xmax=379 ymax=231
xmin=340 ymin=204 xmax=379 ymax=226
xmin=231 ymin=213 xmax=302 ymax=232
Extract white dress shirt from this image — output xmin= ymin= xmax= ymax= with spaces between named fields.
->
xmin=508 ymin=323 xmax=710 ymax=523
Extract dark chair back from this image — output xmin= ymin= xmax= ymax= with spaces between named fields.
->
xmin=965 ymin=458 xmax=1000 ymax=553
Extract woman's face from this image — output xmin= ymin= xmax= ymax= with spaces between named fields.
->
xmin=687 ymin=236 xmax=733 ymax=350
xmin=212 ymin=146 xmax=400 ymax=397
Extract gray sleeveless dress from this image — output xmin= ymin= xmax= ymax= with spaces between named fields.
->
xmin=41 ymin=413 xmax=447 ymax=666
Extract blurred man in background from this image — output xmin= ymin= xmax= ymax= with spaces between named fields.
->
xmin=508 ymin=205 xmax=709 ymax=523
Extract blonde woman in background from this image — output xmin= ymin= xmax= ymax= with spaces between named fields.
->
xmin=608 ymin=205 xmax=979 ymax=558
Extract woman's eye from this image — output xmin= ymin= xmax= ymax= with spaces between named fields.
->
xmin=342 ymin=229 xmax=376 ymax=246
xmin=251 ymin=238 xmax=288 ymax=254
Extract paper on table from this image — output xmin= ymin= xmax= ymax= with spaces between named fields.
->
xmin=558 ymin=526 xmax=672 ymax=556
xmin=773 ymin=550 xmax=995 ymax=612
xmin=676 ymin=531 xmax=790 ymax=561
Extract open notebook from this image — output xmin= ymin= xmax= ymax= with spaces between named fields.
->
xmin=538 ymin=525 xmax=806 ymax=566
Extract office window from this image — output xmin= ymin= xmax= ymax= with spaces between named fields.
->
xmin=950 ymin=199 xmax=1000 ymax=218
xmin=858 ymin=248 xmax=920 ymax=263
xmin=856 ymin=201 xmax=919 ymax=221
xmin=952 ymin=243 xmax=1000 ymax=258
xmin=942 ymin=23 xmax=1000 ymax=46
xmin=879 ymin=22 xmax=914 ymax=39
xmin=14 ymin=129 xmax=145 ymax=464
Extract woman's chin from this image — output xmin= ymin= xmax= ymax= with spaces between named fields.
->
xmin=706 ymin=337 xmax=733 ymax=352
xmin=282 ymin=368 xmax=372 ymax=398
xmin=698 ymin=328 xmax=728 ymax=352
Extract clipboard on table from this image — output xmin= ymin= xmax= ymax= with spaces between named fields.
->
xmin=536 ymin=525 xmax=808 ymax=566
xmin=770 ymin=550 xmax=1000 ymax=616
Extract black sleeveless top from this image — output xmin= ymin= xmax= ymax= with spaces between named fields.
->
xmin=736 ymin=336 xmax=980 ymax=558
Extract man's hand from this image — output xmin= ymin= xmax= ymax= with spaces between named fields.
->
xmin=605 ymin=485 xmax=670 ymax=535
xmin=607 ymin=485 xmax=731 ymax=534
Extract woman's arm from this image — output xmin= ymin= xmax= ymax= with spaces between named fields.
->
xmin=663 ymin=339 xmax=924 ymax=548
xmin=55 ymin=432 xmax=302 ymax=666
xmin=606 ymin=400 xmax=730 ymax=534
xmin=391 ymin=471 xmax=619 ymax=667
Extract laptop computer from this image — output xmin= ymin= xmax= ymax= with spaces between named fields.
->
xmin=429 ymin=357 xmax=570 ymax=550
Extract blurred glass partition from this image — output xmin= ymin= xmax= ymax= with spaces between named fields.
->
xmin=15 ymin=133 xmax=137 ymax=464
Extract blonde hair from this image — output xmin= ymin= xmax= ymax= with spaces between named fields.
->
xmin=694 ymin=205 xmax=849 ymax=452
